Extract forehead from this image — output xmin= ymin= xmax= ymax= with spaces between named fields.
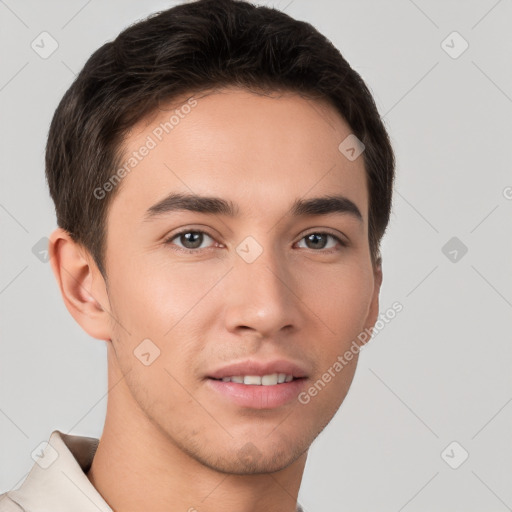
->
xmin=109 ymin=87 xmax=368 ymax=227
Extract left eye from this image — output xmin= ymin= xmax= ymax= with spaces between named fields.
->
xmin=164 ymin=230 xmax=345 ymax=253
xmin=296 ymin=232 xmax=344 ymax=251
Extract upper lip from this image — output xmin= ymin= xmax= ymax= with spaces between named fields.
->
xmin=207 ymin=359 xmax=308 ymax=380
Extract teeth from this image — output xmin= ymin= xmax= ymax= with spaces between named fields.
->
xmin=245 ymin=375 xmax=264 ymax=385
xmin=261 ymin=374 xmax=278 ymax=385
xmin=218 ymin=373 xmax=295 ymax=385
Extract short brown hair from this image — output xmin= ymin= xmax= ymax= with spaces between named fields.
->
xmin=45 ymin=0 xmax=395 ymax=278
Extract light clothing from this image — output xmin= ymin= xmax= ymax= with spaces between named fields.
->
xmin=0 ymin=430 xmax=111 ymax=512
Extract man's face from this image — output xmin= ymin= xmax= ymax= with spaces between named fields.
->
xmin=101 ymin=87 xmax=381 ymax=474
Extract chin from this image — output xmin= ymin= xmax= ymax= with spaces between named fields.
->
xmin=197 ymin=437 xmax=307 ymax=475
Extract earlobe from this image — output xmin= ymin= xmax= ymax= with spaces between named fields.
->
xmin=48 ymin=227 xmax=112 ymax=341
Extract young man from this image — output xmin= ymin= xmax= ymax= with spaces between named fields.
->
xmin=0 ymin=0 xmax=394 ymax=510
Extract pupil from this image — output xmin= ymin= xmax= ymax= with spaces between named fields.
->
xmin=183 ymin=232 xmax=202 ymax=249
xmin=307 ymin=233 xmax=326 ymax=249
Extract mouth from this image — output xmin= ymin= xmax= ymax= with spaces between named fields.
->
xmin=208 ymin=373 xmax=304 ymax=385
xmin=205 ymin=359 xmax=309 ymax=409
xmin=206 ymin=373 xmax=308 ymax=409
xmin=206 ymin=358 xmax=308 ymax=381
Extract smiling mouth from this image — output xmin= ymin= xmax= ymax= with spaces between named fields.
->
xmin=206 ymin=374 xmax=308 ymax=409
xmin=209 ymin=374 xmax=305 ymax=385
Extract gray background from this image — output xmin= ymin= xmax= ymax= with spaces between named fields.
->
xmin=1 ymin=0 xmax=511 ymax=510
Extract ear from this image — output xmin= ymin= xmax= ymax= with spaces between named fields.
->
xmin=360 ymin=256 xmax=383 ymax=346
xmin=48 ymin=227 xmax=112 ymax=341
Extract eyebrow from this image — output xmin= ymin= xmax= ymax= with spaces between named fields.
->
xmin=143 ymin=192 xmax=363 ymax=223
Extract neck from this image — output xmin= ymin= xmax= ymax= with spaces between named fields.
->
xmin=86 ymin=346 xmax=307 ymax=512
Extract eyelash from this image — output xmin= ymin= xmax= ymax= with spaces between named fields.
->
xmin=163 ymin=229 xmax=347 ymax=255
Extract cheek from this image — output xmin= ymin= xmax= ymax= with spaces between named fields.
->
xmin=107 ymin=260 xmax=217 ymax=375
xmin=301 ymin=261 xmax=374 ymax=340
xmin=108 ymin=256 xmax=219 ymax=334
xmin=114 ymin=345 xmax=207 ymax=440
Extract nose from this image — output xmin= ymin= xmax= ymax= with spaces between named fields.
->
xmin=223 ymin=240 xmax=304 ymax=338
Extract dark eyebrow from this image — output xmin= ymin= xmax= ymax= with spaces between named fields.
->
xmin=290 ymin=195 xmax=362 ymax=222
xmin=143 ymin=192 xmax=363 ymax=223
xmin=144 ymin=193 xmax=240 ymax=220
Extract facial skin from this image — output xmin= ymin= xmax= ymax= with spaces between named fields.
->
xmin=49 ymin=86 xmax=382 ymax=512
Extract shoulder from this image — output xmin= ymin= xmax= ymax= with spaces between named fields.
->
xmin=0 ymin=494 xmax=24 ymax=511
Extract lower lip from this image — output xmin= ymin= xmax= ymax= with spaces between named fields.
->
xmin=206 ymin=378 xmax=307 ymax=409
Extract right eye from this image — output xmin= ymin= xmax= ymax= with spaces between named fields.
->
xmin=163 ymin=229 xmax=219 ymax=254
